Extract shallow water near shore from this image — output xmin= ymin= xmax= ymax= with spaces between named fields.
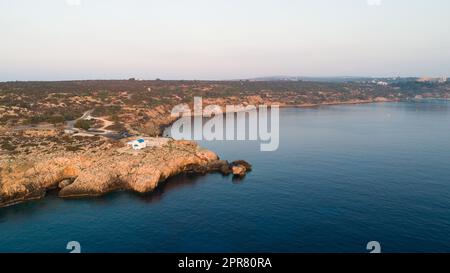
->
xmin=1 ymin=101 xmax=450 ymax=253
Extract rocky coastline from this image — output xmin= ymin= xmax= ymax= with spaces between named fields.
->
xmin=2 ymin=78 xmax=447 ymax=208
xmin=0 ymin=137 xmax=251 ymax=208
xmin=0 ymin=98 xmax=402 ymax=209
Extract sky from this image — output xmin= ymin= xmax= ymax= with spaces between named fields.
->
xmin=1 ymin=0 xmax=450 ymax=81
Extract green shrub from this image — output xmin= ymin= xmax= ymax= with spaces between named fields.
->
xmin=92 ymin=105 xmax=121 ymax=117
xmin=1 ymin=142 xmax=16 ymax=151
xmin=65 ymin=145 xmax=81 ymax=152
xmin=74 ymin=119 xmax=93 ymax=130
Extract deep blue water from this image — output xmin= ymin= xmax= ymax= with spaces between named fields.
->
xmin=1 ymin=101 xmax=450 ymax=253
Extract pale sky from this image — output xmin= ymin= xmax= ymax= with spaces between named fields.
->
xmin=1 ymin=0 xmax=450 ymax=81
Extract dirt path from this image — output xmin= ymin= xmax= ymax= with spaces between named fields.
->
xmin=71 ymin=109 xmax=117 ymax=136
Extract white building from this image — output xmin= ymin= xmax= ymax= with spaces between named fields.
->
xmin=127 ymin=138 xmax=147 ymax=150
xmin=377 ymin=81 xmax=389 ymax=86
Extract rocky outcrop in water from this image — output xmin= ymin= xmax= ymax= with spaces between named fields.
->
xmin=0 ymin=138 xmax=251 ymax=208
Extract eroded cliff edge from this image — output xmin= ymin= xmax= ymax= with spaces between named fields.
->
xmin=0 ymin=136 xmax=250 ymax=208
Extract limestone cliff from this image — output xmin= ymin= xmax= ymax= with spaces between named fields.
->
xmin=0 ymin=138 xmax=250 ymax=208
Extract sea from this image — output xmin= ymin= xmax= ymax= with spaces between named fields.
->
xmin=1 ymin=101 xmax=450 ymax=253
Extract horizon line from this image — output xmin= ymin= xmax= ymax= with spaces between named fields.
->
xmin=1 ymin=75 xmax=449 ymax=83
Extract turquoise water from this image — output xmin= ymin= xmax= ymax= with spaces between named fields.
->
xmin=1 ymin=101 xmax=450 ymax=253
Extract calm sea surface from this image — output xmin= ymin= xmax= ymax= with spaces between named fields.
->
xmin=1 ymin=101 xmax=450 ymax=253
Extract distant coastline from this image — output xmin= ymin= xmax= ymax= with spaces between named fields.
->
xmin=1 ymin=80 xmax=449 ymax=208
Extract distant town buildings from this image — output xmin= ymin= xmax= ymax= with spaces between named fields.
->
xmin=371 ymin=80 xmax=389 ymax=86
xmin=417 ymin=77 xmax=448 ymax=83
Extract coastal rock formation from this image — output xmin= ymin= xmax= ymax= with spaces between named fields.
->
xmin=0 ymin=138 xmax=250 ymax=207
xmin=231 ymin=160 xmax=253 ymax=177
xmin=232 ymin=165 xmax=247 ymax=177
